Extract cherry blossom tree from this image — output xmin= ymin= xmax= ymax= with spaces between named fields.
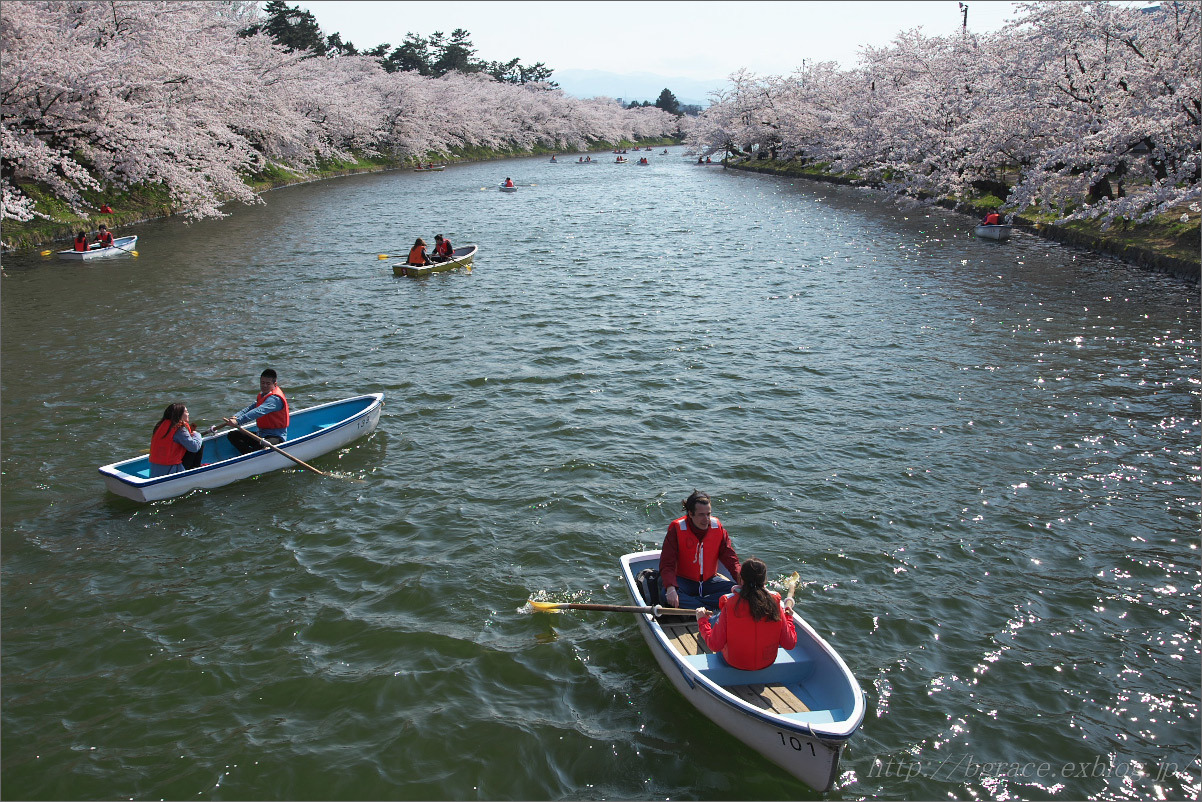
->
xmin=687 ymin=1 xmax=1200 ymax=226
xmin=1 ymin=0 xmax=677 ymax=224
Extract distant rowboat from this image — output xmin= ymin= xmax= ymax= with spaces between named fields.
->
xmin=57 ymin=236 xmax=138 ymax=261
xmin=499 ymin=184 xmax=518 ymax=192
xmin=413 ymin=165 xmax=445 ymax=172
xmin=394 ymin=244 xmax=478 ymax=277
xmin=975 ymin=224 xmax=1012 ymax=241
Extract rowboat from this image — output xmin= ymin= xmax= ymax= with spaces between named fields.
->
xmin=499 ymin=184 xmax=517 ymax=192
xmin=413 ymin=165 xmax=445 ymax=172
xmin=98 ymin=393 xmax=384 ymax=502
xmin=975 ymin=224 xmax=1012 ymax=241
xmin=619 ymin=550 xmax=864 ymax=792
xmin=57 ymin=236 xmax=138 ymax=261
xmin=393 ymin=244 xmax=478 ymax=277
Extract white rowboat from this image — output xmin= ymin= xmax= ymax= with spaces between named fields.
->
xmin=975 ymin=224 xmax=1012 ymax=241
xmin=98 ymin=393 xmax=383 ymax=502
xmin=57 ymin=236 xmax=138 ymax=260
xmin=619 ymin=550 xmax=864 ymax=792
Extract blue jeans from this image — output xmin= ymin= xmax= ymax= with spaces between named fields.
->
xmin=660 ymin=574 xmax=735 ymax=612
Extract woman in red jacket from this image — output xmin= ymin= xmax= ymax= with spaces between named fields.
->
xmin=696 ymin=557 xmax=798 ymax=671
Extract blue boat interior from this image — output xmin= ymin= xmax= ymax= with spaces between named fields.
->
xmin=113 ymin=396 xmax=375 ymax=479
xmin=629 ymin=553 xmax=857 ymax=727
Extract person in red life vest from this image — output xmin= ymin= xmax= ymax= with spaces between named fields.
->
xmin=981 ymin=210 xmax=1001 ymax=225
xmin=73 ymin=231 xmax=89 ymax=251
xmin=658 ymin=489 xmax=743 ymax=611
xmin=504 ymin=177 xmax=515 ymax=188
xmin=695 ymin=557 xmax=798 ymax=671
xmin=208 ymin=368 xmax=290 ymax=454
xmin=93 ymin=224 xmax=114 ymax=248
xmin=431 ymin=233 xmax=454 ymax=263
xmin=407 ymin=237 xmax=432 ymax=266
xmin=99 ymin=202 xmax=113 ymax=214
xmin=148 ymin=402 xmax=204 ymax=477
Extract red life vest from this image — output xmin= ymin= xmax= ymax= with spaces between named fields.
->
xmin=408 ymin=245 xmax=427 ymax=265
xmin=254 ymin=386 xmax=289 ymax=431
xmin=985 ymin=213 xmax=1000 ymax=225
xmin=74 ymin=237 xmax=89 ymax=251
xmin=435 ymin=240 xmax=453 ymax=257
xmin=504 ymin=179 xmax=514 ymax=187
xmin=96 ymin=231 xmax=114 ymax=247
xmin=717 ymin=591 xmax=788 ymax=670
xmin=149 ymin=419 xmax=192 ymax=466
xmin=672 ymin=515 xmax=724 ymax=582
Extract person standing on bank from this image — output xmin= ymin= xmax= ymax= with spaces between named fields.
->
xmin=659 ymin=489 xmax=742 ymax=611
xmin=148 ymin=402 xmax=204 ymax=477
xmin=207 ymin=368 xmax=290 ymax=454
xmin=695 ymin=557 xmax=798 ymax=670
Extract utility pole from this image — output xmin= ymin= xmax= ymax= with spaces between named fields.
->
xmin=958 ymin=2 xmax=969 ymax=32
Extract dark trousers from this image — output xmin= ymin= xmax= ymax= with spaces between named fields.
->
xmin=181 ymin=446 xmax=204 ymax=469
xmin=228 ymin=431 xmax=282 ymax=455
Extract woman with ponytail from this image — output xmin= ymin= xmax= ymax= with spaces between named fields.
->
xmin=148 ymin=402 xmax=203 ymax=477
xmin=695 ymin=557 xmax=797 ymax=671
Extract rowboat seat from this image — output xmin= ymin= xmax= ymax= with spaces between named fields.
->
xmin=683 ymin=648 xmax=814 ymax=687
xmin=781 ymin=709 xmax=843 ymax=725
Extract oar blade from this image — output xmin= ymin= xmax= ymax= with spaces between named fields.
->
xmin=378 ymin=254 xmax=389 ymax=260
xmin=527 ymin=599 xmax=564 ymax=613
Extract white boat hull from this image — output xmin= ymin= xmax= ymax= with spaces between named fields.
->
xmin=57 ymin=236 xmax=138 ymax=260
xmin=619 ymin=551 xmax=864 ymax=792
xmin=499 ymin=185 xmax=517 ymax=192
xmin=98 ymin=393 xmax=383 ymax=502
xmin=975 ymin=224 xmax=1012 ymax=241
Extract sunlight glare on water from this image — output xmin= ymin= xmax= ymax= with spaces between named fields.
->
xmin=2 ymin=148 xmax=1198 ymax=800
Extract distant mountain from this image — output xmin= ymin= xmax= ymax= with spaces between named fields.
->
xmin=553 ymin=68 xmax=727 ymax=107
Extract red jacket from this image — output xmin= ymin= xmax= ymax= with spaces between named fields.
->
xmin=74 ymin=236 xmax=89 ymax=251
xmin=434 ymin=239 xmax=453 ymax=257
xmin=408 ymin=245 xmax=428 ymax=265
xmin=253 ymin=387 xmax=289 ymax=431
xmin=660 ymin=515 xmax=741 ymax=588
xmin=95 ymin=231 xmax=114 ymax=247
xmin=149 ymin=419 xmax=194 ymax=466
xmin=699 ymin=591 xmax=798 ymax=670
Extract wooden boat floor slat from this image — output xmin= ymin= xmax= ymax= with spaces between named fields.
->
xmin=659 ymin=618 xmax=808 ymax=714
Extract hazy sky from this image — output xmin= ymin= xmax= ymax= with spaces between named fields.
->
xmin=295 ymin=1 xmax=1026 ymax=80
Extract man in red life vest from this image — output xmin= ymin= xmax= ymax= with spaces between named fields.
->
xmin=504 ymin=177 xmax=515 ymax=187
xmin=93 ymin=224 xmax=114 ymax=248
xmin=208 ymin=368 xmax=290 ymax=454
xmin=982 ymin=211 xmax=1001 ymax=225
xmin=659 ymin=489 xmax=742 ymax=611
xmin=431 ymin=234 xmax=453 ymax=263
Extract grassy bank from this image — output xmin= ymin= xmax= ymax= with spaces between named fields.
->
xmin=726 ymin=157 xmax=1200 ymax=282
xmin=1 ymin=137 xmax=683 ymax=253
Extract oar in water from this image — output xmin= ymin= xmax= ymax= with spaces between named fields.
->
xmin=527 ymin=599 xmax=709 ymax=616
xmin=112 ymin=241 xmax=138 ymax=257
xmin=226 ymin=420 xmax=362 ymax=482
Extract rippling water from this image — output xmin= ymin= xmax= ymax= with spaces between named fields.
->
xmin=2 ymin=150 xmax=1198 ymax=801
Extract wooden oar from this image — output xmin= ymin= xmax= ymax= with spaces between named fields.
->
xmin=111 ymin=240 xmax=138 ymax=257
xmin=227 ymin=420 xmax=360 ymax=482
xmin=527 ymin=599 xmax=708 ymax=616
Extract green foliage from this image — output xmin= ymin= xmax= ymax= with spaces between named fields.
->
xmin=655 ymin=88 xmax=681 ymax=116
xmin=256 ymin=0 xmax=327 ymax=55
